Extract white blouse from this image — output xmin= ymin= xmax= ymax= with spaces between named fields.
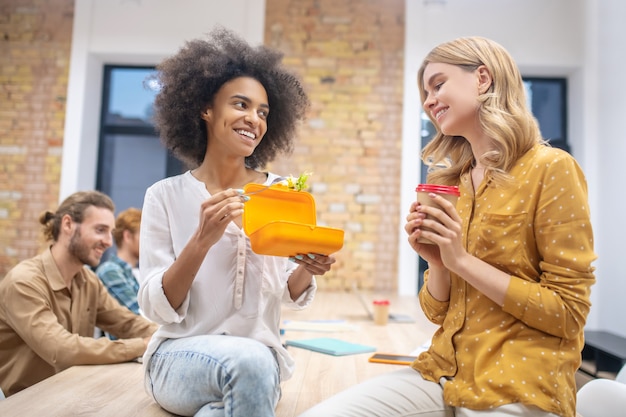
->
xmin=138 ymin=171 xmax=316 ymax=382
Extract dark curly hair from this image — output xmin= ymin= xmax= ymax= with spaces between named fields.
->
xmin=150 ymin=27 xmax=310 ymax=169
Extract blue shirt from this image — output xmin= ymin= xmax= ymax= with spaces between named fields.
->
xmin=96 ymin=254 xmax=140 ymax=315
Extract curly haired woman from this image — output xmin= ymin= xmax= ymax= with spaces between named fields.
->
xmin=138 ymin=27 xmax=336 ymax=417
xmin=298 ymin=37 xmax=595 ymax=417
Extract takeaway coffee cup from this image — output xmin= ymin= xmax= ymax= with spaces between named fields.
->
xmin=372 ymin=299 xmax=390 ymax=325
xmin=415 ymin=184 xmax=460 ymax=244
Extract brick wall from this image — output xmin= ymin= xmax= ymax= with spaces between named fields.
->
xmin=0 ymin=0 xmax=74 ymax=276
xmin=265 ymin=0 xmax=406 ymax=291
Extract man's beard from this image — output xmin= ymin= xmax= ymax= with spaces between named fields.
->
xmin=68 ymin=226 xmax=100 ymax=267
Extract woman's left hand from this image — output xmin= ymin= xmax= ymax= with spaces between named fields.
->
xmin=291 ymin=253 xmax=336 ymax=276
xmin=287 ymin=254 xmax=336 ymax=300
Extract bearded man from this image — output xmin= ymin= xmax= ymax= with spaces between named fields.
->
xmin=0 ymin=190 xmax=157 ymax=397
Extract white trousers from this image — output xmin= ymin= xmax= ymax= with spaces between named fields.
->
xmin=297 ymin=367 xmax=561 ymax=417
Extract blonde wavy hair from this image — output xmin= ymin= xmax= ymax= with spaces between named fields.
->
xmin=417 ymin=37 xmax=545 ymax=186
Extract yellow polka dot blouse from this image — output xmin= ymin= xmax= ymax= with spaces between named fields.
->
xmin=413 ymin=144 xmax=596 ymax=417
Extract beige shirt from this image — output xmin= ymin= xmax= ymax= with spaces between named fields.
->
xmin=414 ymin=144 xmax=596 ymax=417
xmin=0 ymin=247 xmax=158 ymax=396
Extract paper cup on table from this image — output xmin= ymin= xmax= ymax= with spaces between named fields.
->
xmin=372 ymin=299 xmax=390 ymax=325
xmin=415 ymin=184 xmax=460 ymax=244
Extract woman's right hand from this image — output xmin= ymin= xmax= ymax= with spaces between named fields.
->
xmin=193 ymin=188 xmax=246 ymax=248
xmin=404 ymin=201 xmax=444 ymax=268
xmin=160 ymin=188 xmax=247 ymax=310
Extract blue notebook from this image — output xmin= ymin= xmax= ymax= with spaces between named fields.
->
xmin=285 ymin=337 xmax=376 ymax=356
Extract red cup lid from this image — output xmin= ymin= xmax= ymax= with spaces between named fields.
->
xmin=373 ymin=299 xmax=390 ymax=305
xmin=415 ymin=184 xmax=460 ymax=196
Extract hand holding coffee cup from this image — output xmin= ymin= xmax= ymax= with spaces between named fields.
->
xmin=415 ymin=184 xmax=460 ymax=244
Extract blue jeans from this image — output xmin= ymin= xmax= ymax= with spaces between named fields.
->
xmin=147 ymin=335 xmax=281 ymax=417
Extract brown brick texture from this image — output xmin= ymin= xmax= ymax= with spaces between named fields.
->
xmin=0 ymin=0 xmax=73 ymax=276
xmin=265 ymin=0 xmax=406 ymax=291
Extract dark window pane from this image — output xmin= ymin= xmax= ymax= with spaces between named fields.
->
xmin=97 ymin=66 xmax=184 ymax=214
xmin=523 ymin=78 xmax=569 ymax=152
xmin=98 ymin=133 xmax=171 ymax=209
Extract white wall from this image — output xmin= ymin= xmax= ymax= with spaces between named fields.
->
xmin=592 ymin=0 xmax=626 ymax=337
xmin=62 ymin=0 xmax=625 ymax=336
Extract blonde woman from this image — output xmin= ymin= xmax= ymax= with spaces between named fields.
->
xmin=299 ymin=37 xmax=596 ymax=417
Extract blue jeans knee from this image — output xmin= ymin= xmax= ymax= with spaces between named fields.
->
xmin=148 ymin=335 xmax=280 ymax=417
